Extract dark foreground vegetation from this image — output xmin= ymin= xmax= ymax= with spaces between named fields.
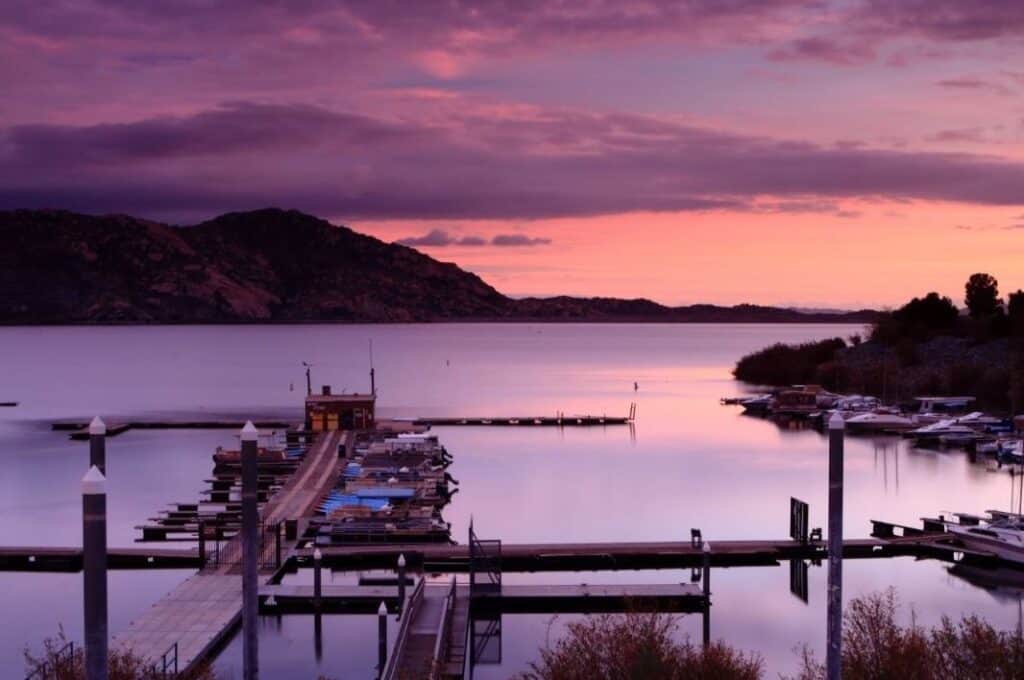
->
xmin=24 ymin=628 xmax=215 ymax=679
xmin=734 ymin=273 xmax=1024 ymax=411
xmin=518 ymin=590 xmax=1024 ymax=679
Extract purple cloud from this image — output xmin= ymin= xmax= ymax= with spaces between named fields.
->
xmin=5 ymin=101 xmax=1024 ymax=223
xmin=397 ymin=229 xmax=488 ymax=247
xmin=767 ymin=37 xmax=876 ymax=65
xmin=490 ymin=234 xmax=552 ymax=247
xmin=936 ymin=77 xmax=1009 ymax=94
xmin=927 ymin=127 xmax=987 ymax=143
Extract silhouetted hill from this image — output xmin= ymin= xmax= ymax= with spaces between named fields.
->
xmin=0 ymin=209 xmax=881 ymax=324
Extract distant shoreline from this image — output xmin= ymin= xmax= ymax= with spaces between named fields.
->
xmin=0 ymin=318 xmax=874 ymax=328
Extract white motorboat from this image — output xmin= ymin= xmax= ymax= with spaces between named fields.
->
xmin=845 ymin=409 xmax=916 ymax=432
xmin=906 ymin=418 xmax=979 ymax=446
xmin=945 ymin=513 xmax=1024 ymax=564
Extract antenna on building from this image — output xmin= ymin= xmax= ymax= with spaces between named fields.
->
xmin=369 ymin=340 xmax=376 ymax=396
xmin=302 ymin=361 xmax=313 ymax=396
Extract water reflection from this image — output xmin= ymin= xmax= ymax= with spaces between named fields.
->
xmin=5 ymin=323 xmax=1024 ymax=677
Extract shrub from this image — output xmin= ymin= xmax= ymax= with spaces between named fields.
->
xmin=792 ymin=589 xmax=1024 ymax=680
xmin=25 ymin=628 xmax=217 ymax=680
xmin=517 ymin=612 xmax=763 ymax=680
xmin=733 ymin=338 xmax=846 ymax=387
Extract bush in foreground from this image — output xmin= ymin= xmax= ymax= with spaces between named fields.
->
xmin=515 ymin=612 xmax=763 ymax=680
xmin=25 ymin=628 xmax=216 ymax=680
xmin=793 ymin=589 xmax=1024 ymax=680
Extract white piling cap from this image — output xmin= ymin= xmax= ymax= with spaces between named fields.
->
xmin=82 ymin=465 xmax=106 ymax=495
xmin=829 ymin=412 xmax=845 ymax=430
xmin=89 ymin=416 xmax=106 ymax=436
xmin=378 ymin=601 xmax=388 ymax=616
xmin=397 ymin=553 xmax=406 ymax=567
xmin=313 ymin=548 xmax=322 ymax=562
xmin=265 ymin=594 xmax=277 ymax=607
xmin=240 ymin=420 xmax=259 ymax=441
xmin=702 ymin=541 xmax=711 ymax=553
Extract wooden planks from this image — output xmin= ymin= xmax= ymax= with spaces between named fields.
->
xmin=112 ymin=574 xmax=241 ymax=671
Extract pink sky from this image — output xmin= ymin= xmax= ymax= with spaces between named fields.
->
xmin=2 ymin=1 xmax=1024 ymax=307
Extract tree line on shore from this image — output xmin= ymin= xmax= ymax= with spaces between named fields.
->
xmin=734 ymin=273 xmax=1024 ymax=411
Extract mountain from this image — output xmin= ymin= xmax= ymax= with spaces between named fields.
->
xmin=0 ymin=209 xmax=880 ymax=324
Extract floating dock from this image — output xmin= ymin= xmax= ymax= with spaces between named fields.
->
xmin=298 ymin=533 xmax=973 ymax=572
xmin=54 ymin=420 xmax=295 ymax=440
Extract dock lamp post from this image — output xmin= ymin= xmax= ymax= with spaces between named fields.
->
xmin=377 ymin=601 xmax=388 ymax=678
xmin=397 ymin=554 xmax=407 ymax=617
xmin=82 ymin=465 xmax=108 ymax=680
xmin=313 ymin=548 xmax=323 ymax=613
xmin=241 ymin=420 xmax=260 ymax=680
xmin=89 ymin=416 xmax=106 ymax=474
xmin=826 ymin=412 xmax=845 ymax=680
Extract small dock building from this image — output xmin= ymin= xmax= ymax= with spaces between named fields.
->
xmin=305 ymin=385 xmax=375 ymax=431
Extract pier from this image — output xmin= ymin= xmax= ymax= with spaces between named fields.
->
xmin=110 ymin=429 xmax=345 ymax=674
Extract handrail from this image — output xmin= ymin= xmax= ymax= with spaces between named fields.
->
xmin=382 ymin=576 xmax=426 ymax=680
xmin=430 ymin=577 xmax=458 ymax=680
xmin=153 ymin=640 xmax=178 ymax=678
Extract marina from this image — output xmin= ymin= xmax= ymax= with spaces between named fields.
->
xmin=4 ymin=323 xmax=1024 ymax=678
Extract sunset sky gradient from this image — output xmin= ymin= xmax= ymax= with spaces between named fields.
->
xmin=3 ymin=1 xmax=1024 ymax=307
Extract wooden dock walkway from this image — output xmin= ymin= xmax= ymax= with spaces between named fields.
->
xmin=304 ymin=534 xmax=969 ymax=571
xmin=258 ymin=581 xmax=701 ymax=614
xmin=0 ymin=546 xmax=199 ymax=572
xmin=111 ymin=429 xmax=345 ymax=673
xmin=384 ymin=579 xmax=469 ymax=680
xmin=412 ymin=415 xmax=630 ymax=427
xmin=55 ymin=420 xmax=295 ymax=440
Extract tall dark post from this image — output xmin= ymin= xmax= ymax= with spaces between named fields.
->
xmin=89 ymin=416 xmax=106 ymax=475
xmin=702 ymin=541 xmax=711 ymax=649
xmin=397 ymin=553 xmax=406 ymax=617
xmin=377 ymin=601 xmax=388 ymax=679
xmin=304 ymin=363 xmax=312 ymax=396
xmin=371 ymin=367 xmax=376 ymax=396
xmin=314 ymin=613 xmax=323 ymax=662
xmin=82 ymin=466 xmax=108 ymax=680
xmin=827 ymin=413 xmax=845 ymax=680
xmin=241 ymin=421 xmax=259 ymax=680
xmin=313 ymin=548 xmax=323 ymax=613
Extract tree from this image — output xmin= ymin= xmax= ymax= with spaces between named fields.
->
xmin=965 ymin=273 xmax=1002 ymax=318
xmin=1009 ymin=289 xmax=1024 ymax=332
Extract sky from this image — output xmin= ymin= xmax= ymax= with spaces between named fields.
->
xmin=3 ymin=1 xmax=1024 ymax=308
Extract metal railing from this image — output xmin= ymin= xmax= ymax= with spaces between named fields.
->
xmin=24 ymin=641 xmax=74 ymax=680
xmin=381 ymin=577 xmax=426 ymax=680
xmin=468 ymin=522 xmax=501 ymax=596
xmin=153 ymin=641 xmax=178 ymax=679
xmin=429 ymin=576 xmax=458 ymax=680
xmin=199 ymin=519 xmax=284 ymax=571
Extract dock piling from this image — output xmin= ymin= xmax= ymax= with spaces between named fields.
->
xmin=702 ymin=541 xmax=711 ymax=649
xmin=827 ymin=413 xmax=845 ymax=680
xmin=397 ymin=553 xmax=406 ymax=617
xmin=241 ymin=421 xmax=259 ymax=680
xmin=313 ymin=548 xmax=323 ymax=613
xmin=89 ymin=417 xmax=106 ymax=475
xmin=377 ymin=601 xmax=388 ymax=679
xmin=82 ymin=465 xmax=108 ymax=680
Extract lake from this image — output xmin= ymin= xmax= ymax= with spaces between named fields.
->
xmin=1 ymin=323 xmax=1020 ymax=678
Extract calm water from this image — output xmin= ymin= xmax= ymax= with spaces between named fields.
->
xmin=1 ymin=323 xmax=1021 ymax=678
